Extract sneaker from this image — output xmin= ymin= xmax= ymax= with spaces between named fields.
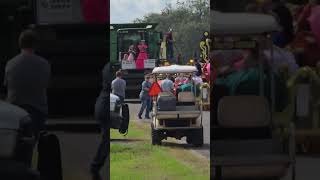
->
xmin=138 ymin=115 xmax=142 ymax=119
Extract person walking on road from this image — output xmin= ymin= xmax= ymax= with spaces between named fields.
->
xmin=111 ymin=70 xmax=126 ymax=103
xmin=90 ymin=62 xmax=110 ymax=180
xmin=138 ymin=74 xmax=152 ymax=119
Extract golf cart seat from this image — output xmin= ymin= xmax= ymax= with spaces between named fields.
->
xmin=212 ymin=96 xmax=295 ymax=179
xmin=177 ymin=91 xmax=197 ymax=109
xmin=178 ymin=91 xmax=195 ymax=103
xmin=156 ymin=92 xmax=200 ymax=120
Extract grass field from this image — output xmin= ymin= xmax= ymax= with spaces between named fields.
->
xmin=110 ymin=122 xmax=210 ymax=180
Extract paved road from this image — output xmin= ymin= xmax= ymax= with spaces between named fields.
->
xmin=43 ymin=117 xmax=107 ymax=180
xmin=128 ymin=103 xmax=210 ymax=159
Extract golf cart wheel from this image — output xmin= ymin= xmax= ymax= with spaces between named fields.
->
xmin=151 ymin=124 xmax=161 ymax=145
xmin=119 ymin=104 xmax=130 ymax=134
xmin=187 ymin=128 xmax=204 ymax=147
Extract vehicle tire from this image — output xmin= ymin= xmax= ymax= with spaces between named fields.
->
xmin=189 ymin=128 xmax=203 ymax=147
xmin=151 ymin=123 xmax=161 ymax=145
xmin=119 ymin=104 xmax=130 ymax=134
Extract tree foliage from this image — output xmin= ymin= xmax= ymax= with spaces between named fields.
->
xmin=134 ymin=0 xmax=210 ymax=62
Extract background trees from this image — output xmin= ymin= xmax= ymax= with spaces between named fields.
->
xmin=134 ymin=0 xmax=210 ymax=63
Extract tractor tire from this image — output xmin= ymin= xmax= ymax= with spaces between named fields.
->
xmin=187 ymin=128 xmax=204 ymax=147
xmin=151 ymin=123 xmax=161 ymax=145
xmin=119 ymin=104 xmax=130 ymax=134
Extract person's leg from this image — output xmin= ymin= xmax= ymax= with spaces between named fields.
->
xmin=169 ymin=42 xmax=174 ymax=60
xmin=90 ymin=125 xmax=108 ymax=180
xmin=138 ymin=97 xmax=147 ymax=119
xmin=145 ymin=98 xmax=151 ymax=119
xmin=16 ymin=105 xmax=46 ymax=167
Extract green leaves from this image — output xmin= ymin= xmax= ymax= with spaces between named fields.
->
xmin=134 ymin=0 xmax=210 ymax=62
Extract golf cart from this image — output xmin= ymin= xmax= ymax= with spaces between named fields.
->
xmin=211 ymin=12 xmax=296 ymax=180
xmin=110 ymin=93 xmax=130 ymax=134
xmin=150 ymin=65 xmax=208 ymax=146
xmin=0 ymin=100 xmax=39 ymax=180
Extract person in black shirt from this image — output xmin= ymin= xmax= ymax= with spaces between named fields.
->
xmin=262 ymin=0 xmax=294 ymax=48
xmin=90 ymin=63 xmax=110 ymax=180
xmin=194 ymin=59 xmax=202 ymax=77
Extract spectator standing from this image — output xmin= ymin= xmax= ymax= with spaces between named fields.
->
xmin=111 ymin=71 xmax=126 ymax=103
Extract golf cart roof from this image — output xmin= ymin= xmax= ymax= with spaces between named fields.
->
xmin=211 ymin=11 xmax=281 ymax=36
xmin=152 ymin=65 xmax=197 ymax=74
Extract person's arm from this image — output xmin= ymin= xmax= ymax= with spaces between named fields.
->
xmin=3 ymin=65 xmax=8 ymax=87
xmin=111 ymin=80 xmax=114 ymax=90
xmin=296 ymin=4 xmax=312 ymax=33
xmin=47 ymin=62 xmax=52 ymax=88
xmin=142 ymin=82 xmax=149 ymax=91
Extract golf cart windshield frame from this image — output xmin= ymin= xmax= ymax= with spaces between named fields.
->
xmin=212 ymin=32 xmax=276 ymax=126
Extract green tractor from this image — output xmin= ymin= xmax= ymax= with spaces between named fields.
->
xmin=110 ymin=23 xmax=162 ymax=99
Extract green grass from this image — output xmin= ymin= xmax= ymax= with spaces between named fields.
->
xmin=110 ymin=122 xmax=147 ymax=140
xmin=110 ymin=122 xmax=209 ymax=180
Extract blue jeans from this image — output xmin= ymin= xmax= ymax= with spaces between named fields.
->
xmin=167 ymin=42 xmax=174 ymax=61
xmin=138 ymin=96 xmax=151 ymax=118
xmin=16 ymin=104 xmax=46 ymax=167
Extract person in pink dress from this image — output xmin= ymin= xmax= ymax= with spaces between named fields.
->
xmin=136 ymin=40 xmax=148 ymax=69
xmin=123 ymin=45 xmax=135 ymax=61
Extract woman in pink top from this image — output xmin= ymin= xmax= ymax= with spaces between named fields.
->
xmin=296 ymin=0 xmax=320 ymax=44
xmin=136 ymin=40 xmax=149 ymax=69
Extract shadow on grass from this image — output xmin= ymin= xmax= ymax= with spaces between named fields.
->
xmin=161 ymin=142 xmax=210 ymax=150
xmin=110 ymin=138 xmax=147 ymax=143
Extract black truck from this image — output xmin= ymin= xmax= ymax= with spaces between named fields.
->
xmin=0 ymin=1 xmax=108 ymax=116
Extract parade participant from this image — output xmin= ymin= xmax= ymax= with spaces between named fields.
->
xmin=111 ymin=71 xmax=126 ymax=103
xmin=138 ymin=74 xmax=152 ymax=119
xmin=179 ymin=76 xmax=194 ymax=92
xmin=296 ymin=0 xmax=320 ymax=46
xmin=160 ymin=36 xmax=167 ymax=60
xmin=194 ymin=58 xmax=202 ymax=76
xmin=124 ymin=45 xmax=136 ymax=61
xmin=161 ymin=74 xmax=174 ymax=93
xmin=176 ymin=53 xmax=182 ymax=65
xmin=263 ymin=45 xmax=299 ymax=75
xmin=166 ymin=29 xmax=174 ymax=61
xmin=136 ymin=40 xmax=148 ymax=69
xmin=261 ymin=0 xmax=294 ymax=47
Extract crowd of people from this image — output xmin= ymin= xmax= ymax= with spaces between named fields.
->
xmin=210 ymin=0 xmax=320 ymax=125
